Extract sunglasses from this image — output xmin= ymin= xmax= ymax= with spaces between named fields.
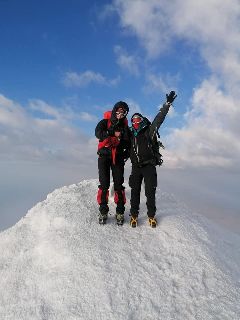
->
xmin=116 ymin=111 xmax=127 ymax=116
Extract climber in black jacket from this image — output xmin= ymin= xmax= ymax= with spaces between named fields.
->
xmin=128 ymin=91 xmax=177 ymax=228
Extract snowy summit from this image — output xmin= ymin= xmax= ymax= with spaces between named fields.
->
xmin=0 ymin=179 xmax=239 ymax=320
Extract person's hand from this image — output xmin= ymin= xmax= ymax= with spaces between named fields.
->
xmin=166 ymin=91 xmax=177 ymax=104
xmin=115 ymin=131 xmax=121 ymax=138
xmin=110 ymin=136 xmax=120 ymax=147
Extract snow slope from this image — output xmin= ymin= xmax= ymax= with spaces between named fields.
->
xmin=0 ymin=179 xmax=239 ymax=320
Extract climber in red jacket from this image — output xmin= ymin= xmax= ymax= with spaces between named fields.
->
xmin=95 ymin=101 xmax=130 ymax=225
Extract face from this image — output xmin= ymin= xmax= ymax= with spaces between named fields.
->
xmin=132 ymin=116 xmax=143 ymax=129
xmin=115 ymin=107 xmax=125 ymax=120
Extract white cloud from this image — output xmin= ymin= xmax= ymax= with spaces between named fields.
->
xmin=112 ymin=0 xmax=240 ymax=90
xmin=29 ymin=99 xmax=61 ymax=119
xmin=0 ymin=94 xmax=28 ymax=128
xmin=79 ymin=112 xmax=98 ymax=122
xmin=0 ymin=93 xmax=97 ymax=164
xmin=144 ymin=73 xmax=168 ymax=93
xmin=114 ymin=45 xmax=140 ymax=76
xmin=0 ymin=94 xmax=99 ymax=231
xmin=112 ymin=0 xmax=240 ymax=60
xmin=164 ymin=79 xmax=240 ymax=168
xmin=144 ymin=73 xmax=180 ymax=96
xmin=125 ymin=98 xmax=143 ymax=116
xmin=111 ymin=0 xmax=172 ymax=57
xmin=111 ymin=0 xmax=240 ymax=169
xmin=63 ymin=70 xmax=120 ymax=88
xmin=98 ymin=3 xmax=117 ymax=21
xmin=29 ymin=98 xmax=99 ymax=123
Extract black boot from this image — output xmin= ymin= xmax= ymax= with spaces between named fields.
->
xmin=116 ymin=213 xmax=124 ymax=226
xmin=99 ymin=212 xmax=108 ymax=225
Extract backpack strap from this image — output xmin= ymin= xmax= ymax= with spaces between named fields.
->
xmin=107 ymin=119 xmax=112 ymax=129
xmin=144 ymin=129 xmax=164 ymax=166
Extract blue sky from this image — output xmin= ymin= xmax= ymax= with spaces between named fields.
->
xmin=0 ymin=0 xmax=240 ymax=231
xmin=0 ymin=0 xmax=206 ymax=135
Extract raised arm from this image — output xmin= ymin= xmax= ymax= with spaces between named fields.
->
xmin=149 ymin=91 xmax=177 ymax=139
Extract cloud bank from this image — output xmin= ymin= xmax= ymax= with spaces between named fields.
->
xmin=0 ymin=94 xmax=97 ymax=165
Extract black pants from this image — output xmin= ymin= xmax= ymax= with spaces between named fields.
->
xmin=129 ymin=164 xmax=157 ymax=217
xmin=97 ymin=155 xmax=125 ymax=214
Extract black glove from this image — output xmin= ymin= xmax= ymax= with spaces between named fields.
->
xmin=166 ymin=91 xmax=177 ymax=104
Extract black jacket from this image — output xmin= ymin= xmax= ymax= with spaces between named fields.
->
xmin=95 ymin=102 xmax=130 ymax=159
xmin=129 ymin=103 xmax=170 ymax=166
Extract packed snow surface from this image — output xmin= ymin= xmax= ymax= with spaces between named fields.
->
xmin=0 ymin=179 xmax=240 ymax=320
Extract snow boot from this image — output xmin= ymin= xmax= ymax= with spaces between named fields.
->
xmin=148 ymin=217 xmax=157 ymax=228
xmin=116 ymin=213 xmax=124 ymax=226
xmin=99 ymin=212 xmax=108 ymax=225
xmin=130 ymin=216 xmax=138 ymax=228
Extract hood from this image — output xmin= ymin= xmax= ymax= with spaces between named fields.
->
xmin=110 ymin=101 xmax=129 ymax=124
xmin=131 ymin=112 xmax=151 ymax=127
xmin=130 ymin=113 xmax=151 ymax=135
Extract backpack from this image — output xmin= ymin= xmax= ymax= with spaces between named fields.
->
xmin=146 ymin=130 xmax=164 ymax=166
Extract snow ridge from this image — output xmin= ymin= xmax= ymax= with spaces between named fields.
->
xmin=0 ymin=179 xmax=239 ymax=320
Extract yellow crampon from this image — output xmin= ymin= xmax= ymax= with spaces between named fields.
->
xmin=148 ymin=217 xmax=157 ymax=228
xmin=130 ymin=216 xmax=138 ymax=228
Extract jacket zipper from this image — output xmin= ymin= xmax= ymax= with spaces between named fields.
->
xmin=134 ymin=137 xmax=140 ymax=162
